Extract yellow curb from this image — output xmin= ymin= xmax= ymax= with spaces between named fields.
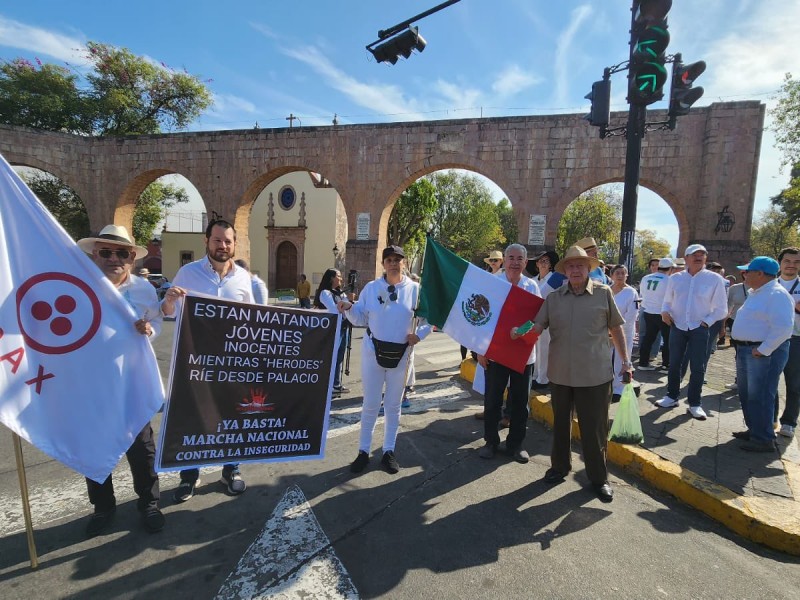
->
xmin=460 ymin=358 xmax=800 ymax=555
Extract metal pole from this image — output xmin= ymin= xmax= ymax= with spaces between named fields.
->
xmin=13 ymin=433 xmax=39 ymax=569
xmin=375 ymin=0 xmax=461 ymax=40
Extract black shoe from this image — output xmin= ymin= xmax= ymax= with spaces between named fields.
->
xmin=594 ymin=482 xmax=614 ymax=502
xmin=478 ymin=442 xmax=496 ymax=459
xmin=86 ymin=507 xmax=116 ymax=538
xmin=513 ymin=449 xmax=530 ymax=464
xmin=173 ymin=479 xmax=198 ymax=503
xmin=350 ymin=450 xmax=370 ymax=473
xmin=333 ymin=385 xmax=350 ymax=394
xmin=142 ymin=507 xmax=165 ymax=533
xmin=740 ymin=441 xmax=778 ymax=453
xmin=732 ymin=430 xmax=750 ymax=440
xmin=381 ymin=451 xmax=400 ymax=474
xmin=611 ymin=394 xmax=621 ymax=403
xmin=544 ymin=468 xmax=567 ymax=484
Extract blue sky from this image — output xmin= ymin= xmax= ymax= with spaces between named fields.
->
xmin=0 ymin=0 xmax=795 ymax=252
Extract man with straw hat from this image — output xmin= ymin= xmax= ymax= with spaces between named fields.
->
xmin=77 ymin=224 xmax=165 ymax=537
xmin=521 ymin=245 xmax=632 ymax=502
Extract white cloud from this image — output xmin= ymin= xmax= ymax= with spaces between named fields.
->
xmin=491 ymin=65 xmax=541 ymax=97
xmin=553 ymin=5 xmax=593 ymax=105
xmin=0 ymin=15 xmax=89 ymax=66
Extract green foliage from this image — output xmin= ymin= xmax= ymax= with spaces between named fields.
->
xmin=133 ymin=181 xmax=189 ymax=245
xmin=772 ymin=74 xmax=800 ymax=170
xmin=495 ymin=198 xmax=518 ymax=245
xmin=22 ymin=170 xmax=90 ymax=240
xmin=632 ymin=229 xmax=672 ymax=282
xmin=428 ymin=171 xmax=505 ymax=262
xmin=387 ymin=178 xmax=438 ymax=263
xmin=770 ymin=163 xmax=800 ymax=226
xmin=750 ymin=205 xmax=800 ymax=258
xmin=556 ymin=186 xmax=622 ymax=261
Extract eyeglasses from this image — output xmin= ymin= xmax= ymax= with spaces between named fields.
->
xmin=387 ymin=285 xmax=398 ymax=302
xmin=98 ymin=248 xmax=132 ymax=259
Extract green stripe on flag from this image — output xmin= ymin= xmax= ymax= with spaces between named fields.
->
xmin=417 ymin=237 xmax=469 ymax=327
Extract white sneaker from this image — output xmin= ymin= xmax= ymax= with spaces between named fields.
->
xmin=687 ymin=406 xmax=707 ymax=420
xmin=726 ymin=382 xmax=738 ymax=390
xmin=637 ymin=364 xmax=657 ymax=371
xmin=779 ymin=424 xmax=795 ymax=438
xmin=656 ymin=396 xmax=679 ymax=408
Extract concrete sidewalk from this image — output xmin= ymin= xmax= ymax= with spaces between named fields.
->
xmin=461 ymin=342 xmax=800 ymax=556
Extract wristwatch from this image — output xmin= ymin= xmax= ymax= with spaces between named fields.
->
xmin=623 ymin=361 xmax=633 ymax=367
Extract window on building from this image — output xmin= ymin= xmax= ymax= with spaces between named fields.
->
xmin=279 ymin=186 xmax=296 ymax=210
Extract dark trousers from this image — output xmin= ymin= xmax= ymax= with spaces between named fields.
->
xmin=180 ymin=464 xmax=238 ymax=484
xmin=639 ymin=312 xmax=671 ymax=367
xmin=86 ymin=422 xmax=159 ymax=512
xmin=484 ymin=361 xmax=532 ymax=449
xmin=550 ymin=381 xmax=612 ymax=486
xmin=667 ymin=325 xmax=710 ymax=406
xmin=779 ymin=336 xmax=800 ymax=427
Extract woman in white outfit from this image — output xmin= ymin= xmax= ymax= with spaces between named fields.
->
xmin=609 ymin=264 xmax=640 ymax=401
xmin=314 ymin=268 xmax=353 ymax=396
xmin=338 ymin=246 xmax=431 ymax=474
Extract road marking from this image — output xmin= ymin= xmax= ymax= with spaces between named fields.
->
xmin=215 ymin=485 xmax=357 ymax=600
xmin=0 ymin=381 xmax=474 ymax=536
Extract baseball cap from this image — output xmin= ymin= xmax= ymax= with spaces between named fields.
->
xmin=658 ymin=258 xmax=674 ymax=268
xmin=737 ymin=256 xmax=779 ymax=276
xmin=684 ymin=243 xmax=707 ymax=256
xmin=382 ymin=245 xmax=406 ymax=260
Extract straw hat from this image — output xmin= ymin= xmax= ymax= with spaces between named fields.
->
xmin=575 ymin=237 xmax=598 ymax=250
xmin=554 ymin=245 xmax=601 ymax=274
xmin=77 ymin=224 xmax=148 ymax=259
xmin=484 ymin=250 xmax=504 ymax=265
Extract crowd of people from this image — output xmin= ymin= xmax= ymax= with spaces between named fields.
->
xmin=77 ymin=216 xmax=799 ymax=537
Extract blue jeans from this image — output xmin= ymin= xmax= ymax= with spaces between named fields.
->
xmin=639 ymin=307 xmax=661 ymax=362
xmin=705 ymin=319 xmax=725 ymax=363
xmin=333 ymin=326 xmax=349 ymax=388
xmin=738 ymin=340 xmax=789 ymax=443
xmin=778 ymin=336 xmax=800 ymax=427
xmin=667 ymin=325 xmax=710 ymax=407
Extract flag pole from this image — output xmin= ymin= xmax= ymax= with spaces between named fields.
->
xmin=12 ymin=433 xmax=39 ymax=569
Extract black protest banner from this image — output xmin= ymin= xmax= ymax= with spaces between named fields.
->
xmin=156 ymin=295 xmax=339 ymax=471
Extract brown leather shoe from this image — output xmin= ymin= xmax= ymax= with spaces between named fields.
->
xmin=474 ymin=411 xmax=485 ymax=420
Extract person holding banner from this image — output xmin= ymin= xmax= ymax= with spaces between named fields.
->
xmin=161 ymin=219 xmax=254 ymax=501
xmin=77 ymin=225 xmax=165 ymax=537
xmin=314 ymin=268 xmax=353 ymax=396
xmin=337 ymin=245 xmax=431 ymax=474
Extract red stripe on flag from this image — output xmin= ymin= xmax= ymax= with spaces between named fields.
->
xmin=485 ymin=285 xmax=544 ymax=373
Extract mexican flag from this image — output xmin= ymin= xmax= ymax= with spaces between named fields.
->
xmin=417 ymin=238 xmax=543 ymax=373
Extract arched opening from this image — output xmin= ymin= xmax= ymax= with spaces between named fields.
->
xmin=247 ymin=170 xmax=347 ymax=296
xmin=11 ymin=166 xmax=90 ymax=241
xmin=383 ymin=167 xmax=515 ymax=272
xmin=557 ymin=183 xmax=679 ymax=282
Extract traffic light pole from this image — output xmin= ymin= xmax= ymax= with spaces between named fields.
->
xmin=619 ymin=103 xmax=646 ymax=275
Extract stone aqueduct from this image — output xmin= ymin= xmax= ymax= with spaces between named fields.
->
xmin=1 ymin=100 xmax=764 ymax=278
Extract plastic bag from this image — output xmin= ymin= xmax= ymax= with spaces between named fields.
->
xmin=608 ymin=383 xmax=644 ymax=444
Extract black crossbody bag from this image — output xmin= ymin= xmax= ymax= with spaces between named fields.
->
xmin=366 ymin=328 xmax=408 ymax=369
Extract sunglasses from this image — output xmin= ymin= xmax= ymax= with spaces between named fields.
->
xmin=98 ymin=248 xmax=132 ymax=259
xmin=387 ymin=284 xmax=398 ymax=302
xmin=488 ymin=259 xmax=501 ymax=263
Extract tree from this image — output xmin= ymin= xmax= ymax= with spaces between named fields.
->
xmin=1 ymin=43 xmax=212 ymax=238
xmin=750 ymin=206 xmax=800 ymax=258
xmin=428 ymin=171 xmax=505 ymax=262
xmin=772 ymin=73 xmax=800 ymax=170
xmin=495 ymin=198 xmax=518 ymax=245
xmin=770 ymin=163 xmax=800 ymax=226
xmin=631 ymin=229 xmax=672 ymax=282
xmin=556 ymin=187 xmax=622 ymax=261
xmin=22 ymin=171 xmax=90 ymax=240
xmin=387 ymin=178 xmax=438 ymax=265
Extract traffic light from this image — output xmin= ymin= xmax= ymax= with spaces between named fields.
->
xmin=369 ymin=26 xmax=427 ymax=65
xmin=669 ymin=57 xmax=706 ymax=121
xmin=584 ymin=78 xmax=611 ymax=130
xmin=628 ymin=1 xmax=671 ymax=105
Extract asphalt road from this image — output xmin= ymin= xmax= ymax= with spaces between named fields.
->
xmin=1 ymin=321 xmax=799 ymax=599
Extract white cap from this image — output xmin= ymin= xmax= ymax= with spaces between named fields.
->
xmin=684 ymin=243 xmax=707 ymax=256
xmin=658 ymin=258 xmax=675 ymax=268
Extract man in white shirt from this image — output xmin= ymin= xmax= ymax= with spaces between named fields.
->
xmin=731 ymin=257 xmax=794 ymax=452
xmin=77 ymin=225 xmax=164 ymax=537
xmin=775 ymin=247 xmax=800 ymax=437
xmin=477 ymin=244 xmax=541 ymax=464
xmin=638 ymin=258 xmax=674 ymax=370
xmin=162 ymin=219 xmax=254 ymax=502
xmin=657 ymin=244 xmax=728 ymax=420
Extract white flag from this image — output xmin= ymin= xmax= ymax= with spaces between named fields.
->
xmin=0 ymin=153 xmax=164 ymax=483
